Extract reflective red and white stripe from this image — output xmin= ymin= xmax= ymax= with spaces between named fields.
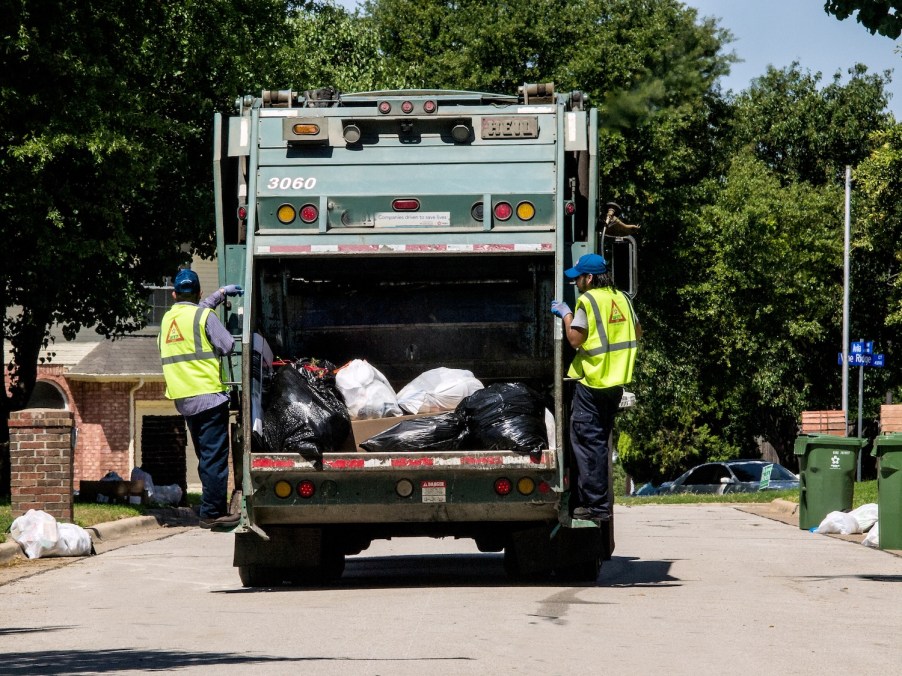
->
xmin=256 ymin=243 xmax=553 ymax=254
xmin=251 ymin=451 xmax=553 ymax=471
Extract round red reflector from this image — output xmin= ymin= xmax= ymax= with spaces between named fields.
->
xmin=564 ymin=202 xmax=576 ymax=216
xmin=392 ymin=199 xmax=420 ymax=211
xmin=494 ymin=477 xmax=513 ymax=496
xmin=493 ymin=202 xmax=513 ymax=221
xmin=298 ymin=480 xmax=315 ymax=499
xmin=237 ymin=206 xmax=248 ymax=220
xmin=300 ymin=204 xmax=318 ymax=223
xmin=538 ymin=481 xmax=551 ymax=494
xmin=378 ymin=101 xmax=392 ymax=114
xmin=423 ymin=100 xmax=437 ymax=114
xmin=401 ymin=101 xmax=414 ymax=114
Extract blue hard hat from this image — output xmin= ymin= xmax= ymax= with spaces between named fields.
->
xmin=173 ymin=268 xmax=200 ymax=293
xmin=564 ymin=253 xmax=607 ymax=278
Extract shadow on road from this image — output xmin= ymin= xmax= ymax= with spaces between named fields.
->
xmin=218 ymin=552 xmax=681 ymax=591
xmin=0 ymin=647 xmax=473 ymax=674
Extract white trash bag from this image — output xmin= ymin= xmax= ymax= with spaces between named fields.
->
xmin=816 ymin=510 xmax=860 ymax=535
xmin=396 ymin=368 xmax=484 ymax=415
xmin=10 ymin=509 xmax=93 ymax=559
xmin=131 ymin=466 xmax=155 ymax=503
xmin=152 ymin=484 xmax=183 ymax=506
xmin=335 ymin=359 xmax=402 ymax=419
xmin=849 ymin=503 xmax=878 ymax=533
xmin=863 ymin=522 xmax=880 ymax=548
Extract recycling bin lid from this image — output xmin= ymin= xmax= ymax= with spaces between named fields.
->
xmin=793 ymin=434 xmax=866 ymax=455
xmin=871 ymin=432 xmax=902 ymax=457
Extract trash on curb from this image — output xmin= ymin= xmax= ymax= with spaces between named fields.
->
xmin=815 ymin=503 xmax=879 ymax=539
xmin=9 ymin=509 xmax=94 ymax=559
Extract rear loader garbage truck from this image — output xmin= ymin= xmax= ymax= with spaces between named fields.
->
xmin=212 ymin=83 xmax=637 ymax=586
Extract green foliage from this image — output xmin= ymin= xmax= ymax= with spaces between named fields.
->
xmin=0 ymin=1 xmax=289 ymax=488
xmin=823 ymin=1 xmax=902 ymax=39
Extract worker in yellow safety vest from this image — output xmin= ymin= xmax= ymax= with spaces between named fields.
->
xmin=158 ymin=267 xmax=243 ymax=529
xmin=551 ymin=253 xmax=641 ymax=522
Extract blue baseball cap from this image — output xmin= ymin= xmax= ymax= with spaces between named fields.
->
xmin=564 ymin=253 xmax=607 ymax=278
xmin=173 ymin=268 xmax=200 ymax=293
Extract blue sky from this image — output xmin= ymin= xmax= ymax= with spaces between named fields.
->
xmin=333 ymin=0 xmax=899 ymax=117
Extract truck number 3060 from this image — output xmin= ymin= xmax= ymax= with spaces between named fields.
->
xmin=267 ymin=177 xmax=317 ymax=190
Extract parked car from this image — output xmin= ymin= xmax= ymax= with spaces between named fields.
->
xmin=659 ymin=460 xmax=799 ymax=495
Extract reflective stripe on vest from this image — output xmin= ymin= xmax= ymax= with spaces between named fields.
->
xmin=158 ymin=305 xmax=225 ymax=400
xmin=567 ymin=287 xmax=638 ymax=389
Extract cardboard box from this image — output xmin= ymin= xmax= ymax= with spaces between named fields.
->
xmin=336 ymin=414 xmax=432 ymax=453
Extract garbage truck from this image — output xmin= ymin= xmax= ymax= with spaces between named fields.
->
xmin=212 ymin=83 xmax=637 ymax=586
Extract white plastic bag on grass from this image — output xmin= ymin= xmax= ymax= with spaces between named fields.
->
xmin=816 ymin=510 xmax=860 ymax=535
xmin=336 ymin=359 xmax=402 ymax=419
xmin=10 ymin=509 xmax=92 ymax=558
xmin=153 ymin=484 xmax=183 ymax=506
xmin=396 ymin=368 xmax=484 ymax=414
xmin=131 ymin=466 xmax=155 ymax=500
xmin=863 ymin=522 xmax=879 ymax=548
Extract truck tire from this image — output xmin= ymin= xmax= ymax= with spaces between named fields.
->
xmin=239 ymin=565 xmax=290 ymax=587
xmin=555 ymin=557 xmax=601 ymax=584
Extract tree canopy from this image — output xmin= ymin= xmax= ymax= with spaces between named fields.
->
xmin=824 ymin=1 xmax=902 ymax=39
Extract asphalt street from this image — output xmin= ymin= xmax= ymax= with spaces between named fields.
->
xmin=1 ymin=504 xmax=901 ymax=675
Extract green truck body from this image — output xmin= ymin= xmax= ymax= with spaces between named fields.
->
xmin=213 ymin=84 xmax=635 ymax=586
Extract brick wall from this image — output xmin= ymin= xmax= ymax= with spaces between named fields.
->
xmin=69 ymin=381 xmax=133 ymax=484
xmin=9 ymin=409 xmax=75 ymax=521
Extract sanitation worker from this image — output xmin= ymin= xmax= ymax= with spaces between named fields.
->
xmin=158 ymin=267 xmax=243 ymax=528
xmin=550 ymin=253 xmax=640 ymax=522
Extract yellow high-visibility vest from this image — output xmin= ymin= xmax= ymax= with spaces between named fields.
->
xmin=567 ymin=287 xmax=638 ymax=389
xmin=158 ymin=304 xmax=225 ymax=400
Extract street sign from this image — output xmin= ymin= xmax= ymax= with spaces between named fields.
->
xmin=837 ymin=352 xmax=885 ymax=367
xmin=851 ymin=341 xmax=874 ymax=355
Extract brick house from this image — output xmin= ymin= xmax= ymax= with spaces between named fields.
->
xmin=4 ymin=259 xmax=223 ymax=495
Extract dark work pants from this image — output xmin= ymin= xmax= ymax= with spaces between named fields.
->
xmin=570 ymin=382 xmax=623 ymax=518
xmin=185 ymin=401 xmax=230 ymax=519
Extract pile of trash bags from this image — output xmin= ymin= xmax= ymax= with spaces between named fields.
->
xmin=261 ymin=359 xmax=550 ymax=456
xmin=814 ymin=503 xmax=880 ymax=547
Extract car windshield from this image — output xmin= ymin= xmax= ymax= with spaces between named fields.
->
xmin=730 ymin=462 xmax=795 ymax=482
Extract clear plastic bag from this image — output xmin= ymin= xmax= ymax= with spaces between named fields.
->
xmin=10 ymin=509 xmax=93 ymax=559
xmin=336 ymin=359 xmax=402 ymax=419
xmin=396 ymin=368 xmax=483 ymax=414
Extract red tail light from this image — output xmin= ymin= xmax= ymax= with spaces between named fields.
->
xmin=378 ymin=101 xmax=392 ymax=114
xmin=298 ymin=480 xmax=316 ymax=498
xmin=401 ymin=101 xmax=414 ymax=114
xmin=494 ymin=477 xmax=512 ymax=496
xmin=300 ymin=204 xmax=318 ymax=223
xmin=237 ymin=205 xmax=248 ymax=220
xmin=493 ymin=202 xmax=513 ymax=221
xmin=423 ymin=100 xmax=437 ymax=114
xmin=392 ymin=199 xmax=420 ymax=211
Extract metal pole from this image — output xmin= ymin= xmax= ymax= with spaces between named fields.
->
xmin=842 ymin=167 xmax=851 ymax=432
xmin=857 ymin=357 xmax=864 ymax=482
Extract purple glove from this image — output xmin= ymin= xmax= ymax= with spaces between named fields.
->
xmin=221 ymin=284 xmax=244 ymax=297
xmin=551 ymin=300 xmax=572 ymax=318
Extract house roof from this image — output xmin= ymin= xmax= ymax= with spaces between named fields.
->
xmin=67 ymin=335 xmax=165 ymax=381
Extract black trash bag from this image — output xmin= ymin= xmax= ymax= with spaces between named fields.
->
xmin=360 ymin=412 xmax=469 ymax=453
xmin=455 ymin=382 xmax=547 ymax=455
xmin=263 ymin=360 xmax=351 ymax=457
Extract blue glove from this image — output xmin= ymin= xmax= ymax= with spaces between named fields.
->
xmin=222 ymin=284 xmax=244 ymax=297
xmin=551 ymin=300 xmax=572 ymax=318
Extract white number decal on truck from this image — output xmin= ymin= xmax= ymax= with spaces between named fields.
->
xmin=267 ymin=177 xmax=317 ymax=190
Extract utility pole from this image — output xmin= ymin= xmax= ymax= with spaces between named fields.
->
xmin=842 ymin=166 xmax=851 ymax=433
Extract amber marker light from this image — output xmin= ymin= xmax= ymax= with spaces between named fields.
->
xmin=276 ymin=204 xmax=296 ymax=224
xmin=274 ymin=480 xmax=293 ymax=499
xmin=516 ymin=201 xmax=535 ymax=221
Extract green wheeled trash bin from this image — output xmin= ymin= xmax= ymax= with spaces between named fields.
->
xmin=794 ymin=434 xmax=865 ymax=530
xmin=872 ymin=434 xmax=902 ymax=550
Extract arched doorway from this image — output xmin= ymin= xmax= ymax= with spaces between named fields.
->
xmin=26 ymin=380 xmax=68 ymax=409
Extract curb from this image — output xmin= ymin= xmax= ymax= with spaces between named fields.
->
xmin=771 ymin=498 xmax=799 ymax=515
xmin=2 ymin=510 xmax=197 ymax=567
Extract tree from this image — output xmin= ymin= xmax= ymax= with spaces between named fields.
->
xmin=824 ymin=1 xmax=902 ymax=39
xmin=0 ymin=0 xmax=290 ymax=495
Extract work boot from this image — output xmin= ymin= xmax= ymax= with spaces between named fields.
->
xmin=228 ymin=489 xmax=243 ymax=517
